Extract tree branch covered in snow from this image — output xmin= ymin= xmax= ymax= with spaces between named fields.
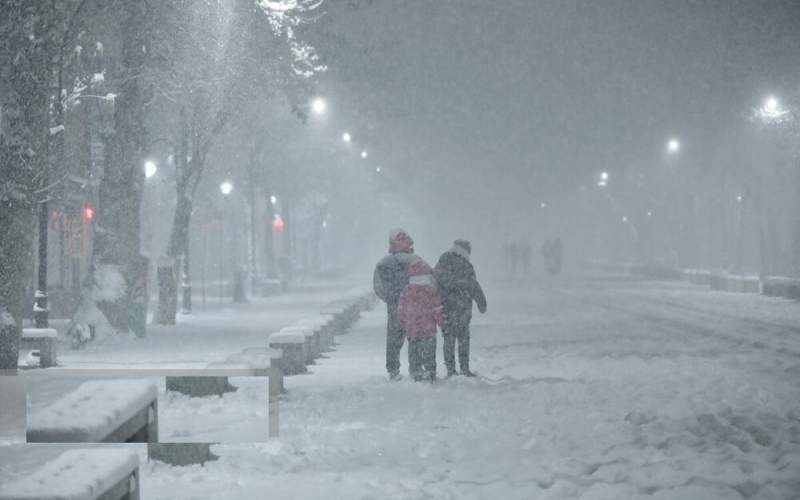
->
xmin=258 ymin=0 xmax=327 ymax=78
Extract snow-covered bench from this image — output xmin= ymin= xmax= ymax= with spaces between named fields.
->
xmin=279 ymin=325 xmax=318 ymax=363
xmin=165 ymin=355 xmax=284 ymax=440
xmin=21 ymin=328 xmax=58 ymax=368
xmin=27 ymin=380 xmax=158 ymax=443
xmin=682 ymin=268 xmax=713 ymax=286
xmin=268 ymin=330 xmax=307 ymax=375
xmin=726 ymin=274 xmax=761 ymax=294
xmin=0 ymin=449 xmax=140 ymax=500
xmin=166 ymin=347 xmax=283 ymax=397
xmin=762 ymin=276 xmax=800 ymax=299
xmin=147 ymin=442 xmax=217 ymax=467
xmin=296 ymin=317 xmax=334 ymax=350
xmin=320 ymin=304 xmax=350 ymax=334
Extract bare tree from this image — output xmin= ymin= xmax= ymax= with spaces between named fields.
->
xmin=0 ymin=2 xmax=60 ymax=369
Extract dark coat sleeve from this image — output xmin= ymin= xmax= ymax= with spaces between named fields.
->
xmin=471 ymin=278 xmax=487 ymax=313
xmin=373 ymin=263 xmax=386 ymax=302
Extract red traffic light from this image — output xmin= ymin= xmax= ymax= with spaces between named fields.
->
xmin=83 ymin=203 xmax=95 ymax=221
xmin=272 ymin=215 xmax=285 ymax=232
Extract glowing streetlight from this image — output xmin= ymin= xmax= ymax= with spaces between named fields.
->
xmin=342 ymin=132 xmax=352 ymax=143
xmin=621 ymin=215 xmax=628 ymax=223
xmin=361 ymin=151 xmax=368 ymax=159
xmin=765 ymin=97 xmax=779 ymax=114
xmin=311 ymin=97 xmax=326 ymax=115
xmin=736 ymin=194 xmax=743 ymax=203
xmin=540 ymin=202 xmax=547 ymax=209
xmin=600 ymin=171 xmax=609 ymax=181
xmin=646 ymin=210 xmax=653 ymax=217
xmin=375 ymin=166 xmax=381 ymax=173
xmin=667 ymin=138 xmax=681 ymax=154
xmin=270 ymin=195 xmax=277 ymax=205
xmin=220 ymin=181 xmax=233 ymax=196
xmin=758 ymin=95 xmax=789 ymax=122
xmin=144 ymin=160 xmax=157 ymax=179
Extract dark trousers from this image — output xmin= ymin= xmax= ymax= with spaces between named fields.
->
xmin=408 ymin=336 xmax=436 ymax=381
xmin=386 ymin=311 xmax=406 ymax=376
xmin=443 ymin=323 xmax=470 ymax=374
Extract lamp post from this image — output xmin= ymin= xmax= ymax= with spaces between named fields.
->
xmin=219 ymin=181 xmax=233 ymax=303
xmin=34 ymin=193 xmax=49 ymax=328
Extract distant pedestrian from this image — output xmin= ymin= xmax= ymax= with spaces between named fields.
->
xmin=510 ymin=241 xmax=520 ymax=274
xmin=542 ymin=237 xmax=564 ymax=274
xmin=434 ymin=239 xmax=487 ymax=377
xmin=373 ymin=228 xmax=417 ymax=380
xmin=520 ymin=239 xmax=532 ymax=274
xmin=278 ymin=255 xmax=293 ymax=292
xmin=399 ymin=257 xmax=445 ymax=382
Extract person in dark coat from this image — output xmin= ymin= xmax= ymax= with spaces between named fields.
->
xmin=373 ymin=228 xmax=417 ymax=380
xmin=434 ymin=239 xmax=487 ymax=377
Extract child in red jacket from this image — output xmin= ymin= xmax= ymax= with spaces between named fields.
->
xmin=399 ymin=257 xmax=445 ymax=382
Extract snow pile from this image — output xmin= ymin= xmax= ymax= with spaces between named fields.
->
xmin=0 ymin=449 xmax=138 ymax=500
xmin=27 ymin=380 xmax=158 ymax=442
xmin=92 ymin=264 xmax=126 ymax=303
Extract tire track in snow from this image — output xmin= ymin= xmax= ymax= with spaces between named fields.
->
xmin=548 ymin=286 xmax=800 ymax=359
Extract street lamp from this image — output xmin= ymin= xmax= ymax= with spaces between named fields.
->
xmin=270 ymin=195 xmax=277 ymax=205
xmin=144 ymin=160 xmax=157 ymax=179
xmin=342 ymin=132 xmax=352 ymax=143
xmin=667 ymin=138 xmax=681 ymax=154
xmin=597 ymin=171 xmax=609 ymax=187
xmin=219 ymin=181 xmax=233 ymax=303
xmin=757 ymin=95 xmax=789 ymax=122
xmin=361 ymin=151 xmax=368 ymax=159
xmin=375 ymin=166 xmax=381 ymax=173
xmin=311 ymin=97 xmax=326 ymax=115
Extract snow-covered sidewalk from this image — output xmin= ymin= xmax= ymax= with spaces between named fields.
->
xmin=138 ymin=272 xmax=800 ymax=499
xmin=55 ymin=281 xmax=360 ymax=369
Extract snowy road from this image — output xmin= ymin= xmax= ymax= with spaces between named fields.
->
xmin=140 ymin=271 xmax=800 ymax=499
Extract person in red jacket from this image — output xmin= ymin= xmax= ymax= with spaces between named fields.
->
xmin=399 ymin=257 xmax=445 ymax=382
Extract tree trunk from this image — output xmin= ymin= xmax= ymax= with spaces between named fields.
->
xmin=0 ymin=2 xmax=55 ymax=370
xmin=93 ymin=0 xmax=149 ymax=337
xmin=248 ymin=174 xmax=258 ymax=292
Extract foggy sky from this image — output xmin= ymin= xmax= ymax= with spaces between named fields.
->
xmin=289 ymin=0 xmax=800 ymax=264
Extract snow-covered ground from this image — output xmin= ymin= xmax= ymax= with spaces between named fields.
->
xmin=4 ymin=271 xmax=800 ymax=498
xmin=0 ymin=377 xmax=25 ymax=445
xmin=54 ymin=281 xmax=361 ymax=368
xmin=142 ymin=271 xmax=800 ymax=499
